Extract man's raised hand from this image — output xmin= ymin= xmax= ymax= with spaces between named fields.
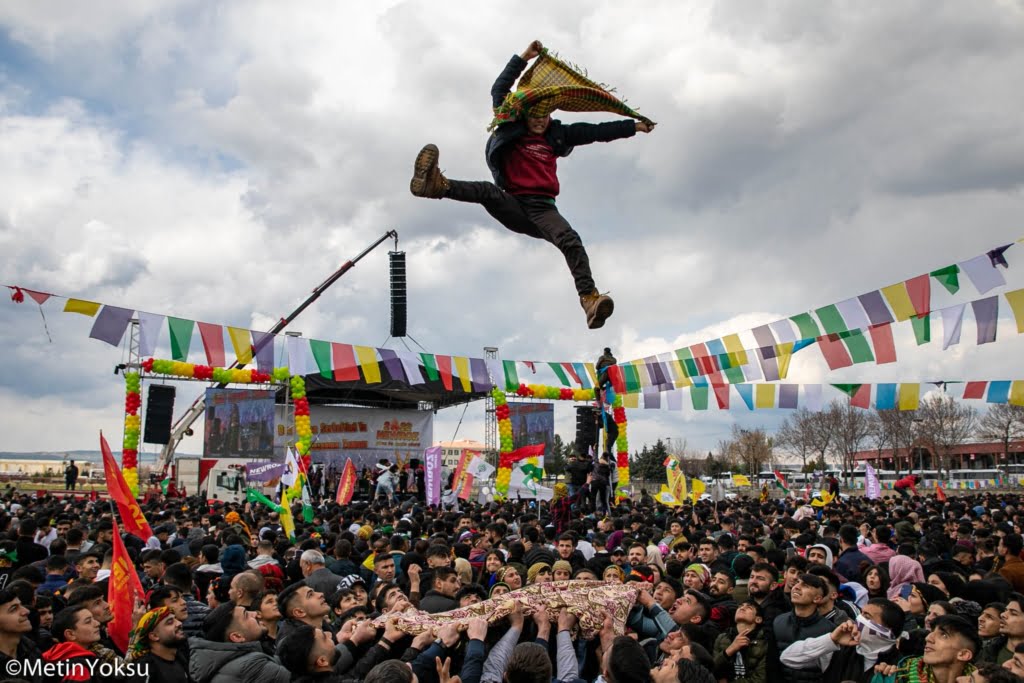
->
xmin=636 ymin=122 xmax=657 ymax=134
xmin=521 ymin=40 xmax=543 ymax=61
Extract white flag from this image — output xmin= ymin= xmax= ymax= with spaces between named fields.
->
xmin=466 ymin=456 xmax=495 ymax=479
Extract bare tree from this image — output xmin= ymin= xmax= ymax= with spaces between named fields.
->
xmin=807 ymin=405 xmax=840 ymax=470
xmin=831 ymin=402 xmax=875 ymax=485
xmin=977 ymin=404 xmax=1024 ymax=472
xmin=917 ymin=394 xmax=977 ymax=477
xmin=776 ymin=413 xmax=814 ymax=471
xmin=871 ymin=409 xmax=918 ymax=475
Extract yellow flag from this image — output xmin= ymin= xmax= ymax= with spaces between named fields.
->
xmin=355 ymin=346 xmax=382 ymax=384
xmin=722 ymin=334 xmax=748 ymax=367
xmin=64 ymin=299 xmax=101 ymax=316
xmin=452 ymin=356 xmax=472 ymax=393
xmin=1006 ymin=289 xmax=1024 ymax=334
xmin=279 ymin=488 xmax=295 ymax=540
xmin=755 ymin=384 xmax=776 ymax=409
xmin=776 ymin=342 xmax=795 ymax=379
xmin=227 ymin=327 xmax=253 ymax=364
xmin=690 ymin=477 xmax=706 ymax=503
xmin=1010 ymin=381 xmax=1024 ymax=407
xmin=622 ymin=392 xmax=640 ymax=409
xmin=898 ymin=383 xmax=920 ymax=411
xmin=732 ymin=474 xmax=752 ymax=487
xmin=678 ymin=473 xmax=688 ymax=501
xmin=882 ymin=283 xmax=916 ymax=321
xmin=657 ymin=485 xmax=678 ymax=505
xmin=812 ymin=489 xmax=835 ymax=507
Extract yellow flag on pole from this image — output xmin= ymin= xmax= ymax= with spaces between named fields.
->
xmin=690 ymin=478 xmax=706 ymax=503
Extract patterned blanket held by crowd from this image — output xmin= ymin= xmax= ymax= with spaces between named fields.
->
xmin=489 ymin=49 xmax=655 ymax=130
xmin=373 ymin=580 xmax=640 ymax=639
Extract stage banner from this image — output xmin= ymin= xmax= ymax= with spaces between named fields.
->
xmin=424 ymin=446 xmax=443 ymax=506
xmin=204 ymin=389 xmax=275 ymax=458
xmin=245 ymin=460 xmax=285 ymax=488
xmin=508 ymin=402 xmax=554 ymax=452
xmin=275 ymin=405 xmax=433 ymax=471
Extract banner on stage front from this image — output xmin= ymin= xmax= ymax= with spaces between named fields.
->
xmin=274 ymin=405 xmax=433 ymax=470
xmin=205 ymin=389 xmax=275 ymax=458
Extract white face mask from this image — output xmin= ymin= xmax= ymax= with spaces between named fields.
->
xmin=855 ymin=614 xmax=896 ymax=662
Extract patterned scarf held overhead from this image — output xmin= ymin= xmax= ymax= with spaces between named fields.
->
xmin=374 ymin=580 xmax=639 ymax=639
xmin=488 ymin=49 xmax=655 ymax=131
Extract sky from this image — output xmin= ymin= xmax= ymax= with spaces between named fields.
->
xmin=1 ymin=1 xmax=1023 ymax=463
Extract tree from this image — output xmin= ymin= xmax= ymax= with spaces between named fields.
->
xmin=776 ymin=411 xmax=815 ymax=471
xmin=546 ymin=434 xmax=568 ymax=477
xmin=917 ymin=394 xmax=977 ymax=476
xmin=977 ymin=404 xmax=1024 ymax=471
xmin=831 ymin=402 xmax=875 ymax=484
xmin=721 ymin=425 xmax=773 ymax=475
xmin=871 ymin=409 xmax=918 ymax=475
xmin=633 ymin=440 xmax=670 ymax=481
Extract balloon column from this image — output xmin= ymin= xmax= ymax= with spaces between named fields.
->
xmin=121 ymin=371 xmax=142 ymax=496
xmin=289 ymin=374 xmax=313 ymax=456
xmin=494 ymin=388 xmax=513 ymax=495
xmin=611 ymin=393 xmax=630 ymax=500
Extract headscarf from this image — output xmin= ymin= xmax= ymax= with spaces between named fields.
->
xmin=552 ymin=560 xmax=573 ymax=576
xmin=489 ymin=582 xmax=511 ymax=599
xmin=685 ymin=563 xmax=711 ymax=589
xmin=553 ymin=483 xmax=569 ymax=501
xmin=126 ymin=606 xmax=171 ymax=662
xmin=225 ymin=511 xmax=251 ymax=539
xmin=887 ymin=555 xmax=925 ymax=600
xmin=527 ymin=562 xmax=552 ymax=584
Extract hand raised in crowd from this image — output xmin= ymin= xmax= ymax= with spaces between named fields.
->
xmin=830 ymin=620 xmax=861 ymax=647
xmin=508 ymin=601 xmax=525 ymax=630
xmin=411 ymin=630 xmax=435 ymax=651
xmin=436 ymin=656 xmax=462 ymax=683
xmin=438 ymin=623 xmax=461 ymax=648
xmin=467 ymin=617 xmax=488 ymax=642
xmin=383 ymin=619 xmax=406 ymax=645
xmin=351 ymin=619 xmax=378 ymax=646
xmin=725 ymin=628 xmax=752 ymax=656
xmin=557 ymin=609 xmax=578 ymax=632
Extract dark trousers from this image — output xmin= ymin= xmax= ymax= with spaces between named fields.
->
xmin=446 ymin=180 xmax=595 ymax=296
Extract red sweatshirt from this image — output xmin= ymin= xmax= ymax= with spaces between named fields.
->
xmin=502 ymin=135 xmax=559 ymax=197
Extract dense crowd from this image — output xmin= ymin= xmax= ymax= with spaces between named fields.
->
xmin=2 ymin=454 xmax=1024 ymax=683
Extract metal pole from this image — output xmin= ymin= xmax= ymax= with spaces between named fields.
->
xmin=158 ymin=230 xmax=399 ymax=471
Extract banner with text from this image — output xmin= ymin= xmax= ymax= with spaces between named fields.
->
xmin=274 ymin=405 xmax=433 ymax=470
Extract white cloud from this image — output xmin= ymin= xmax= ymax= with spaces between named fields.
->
xmin=1 ymin=1 xmax=1023 ymax=457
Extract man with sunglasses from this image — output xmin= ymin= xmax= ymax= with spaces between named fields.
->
xmin=779 ymin=598 xmax=905 ymax=683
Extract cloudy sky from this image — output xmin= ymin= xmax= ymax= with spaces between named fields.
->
xmin=1 ymin=1 xmax=1022 ymax=462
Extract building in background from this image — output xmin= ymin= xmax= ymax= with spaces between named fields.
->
xmin=435 ymin=439 xmax=485 ymax=470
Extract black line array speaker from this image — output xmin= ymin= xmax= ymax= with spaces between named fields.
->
xmin=575 ymin=406 xmax=599 ymax=455
xmin=389 ymin=251 xmax=407 ymax=337
xmin=144 ymin=384 xmax=176 ymax=445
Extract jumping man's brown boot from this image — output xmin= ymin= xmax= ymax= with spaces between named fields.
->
xmin=409 ymin=144 xmax=449 ymax=198
xmin=580 ymin=290 xmax=614 ymax=329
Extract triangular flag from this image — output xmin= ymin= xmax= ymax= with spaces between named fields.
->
xmin=931 ymin=265 xmax=960 ymax=295
xmin=198 ymin=322 xmax=226 ymax=367
xmin=735 ymin=384 xmax=754 ymax=410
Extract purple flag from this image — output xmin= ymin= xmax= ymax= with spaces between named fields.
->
xmin=778 ymin=384 xmax=799 ymax=409
xmin=757 ymin=347 xmax=781 ymax=382
xmin=469 ymin=357 xmax=490 ymax=392
xmin=865 ymin=464 xmax=881 ymax=500
xmin=752 ymin=325 xmax=777 ymax=359
xmin=988 ymin=244 xmax=1012 ymax=268
xmin=252 ymin=331 xmax=275 ymax=373
xmin=858 ymin=290 xmax=895 ymax=326
xmin=137 ymin=311 xmax=164 ymax=357
xmin=642 ymin=388 xmax=661 ymax=409
xmin=644 ymin=356 xmax=668 ymax=387
xmin=378 ymin=348 xmax=406 ymax=382
xmin=89 ymin=306 xmax=134 ymax=346
xmin=424 ymin=446 xmax=443 ymax=506
xmin=972 ymin=296 xmax=999 ymax=344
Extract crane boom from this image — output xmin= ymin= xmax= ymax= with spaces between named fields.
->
xmin=156 ymin=230 xmax=399 ymax=471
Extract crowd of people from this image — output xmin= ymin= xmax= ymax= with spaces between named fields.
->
xmin=2 ymin=464 xmax=1024 ymax=683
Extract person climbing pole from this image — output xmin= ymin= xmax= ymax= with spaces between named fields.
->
xmin=409 ymin=40 xmax=656 ymax=329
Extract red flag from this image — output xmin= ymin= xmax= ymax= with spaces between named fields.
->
xmin=107 ymin=517 xmax=146 ymax=653
xmin=335 ymin=459 xmax=357 ymax=505
xmin=498 ymin=444 xmax=546 ymax=469
xmin=452 ymin=450 xmax=478 ymax=494
xmin=101 ymin=433 xmax=154 ymax=540
xmin=456 ymin=472 xmax=475 ymax=500
xmin=936 ymin=484 xmax=947 ymax=502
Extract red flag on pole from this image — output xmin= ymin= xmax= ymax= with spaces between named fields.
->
xmin=107 ymin=517 xmax=146 ymax=653
xmin=936 ymin=483 xmax=947 ymax=502
xmin=101 ymin=432 xmax=154 ymax=540
xmin=335 ymin=459 xmax=357 ymax=505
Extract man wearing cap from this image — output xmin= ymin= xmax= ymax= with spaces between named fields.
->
xmin=409 ymin=40 xmax=655 ymax=329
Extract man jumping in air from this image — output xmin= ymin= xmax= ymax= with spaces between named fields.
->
xmin=410 ymin=40 xmax=655 ymax=329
